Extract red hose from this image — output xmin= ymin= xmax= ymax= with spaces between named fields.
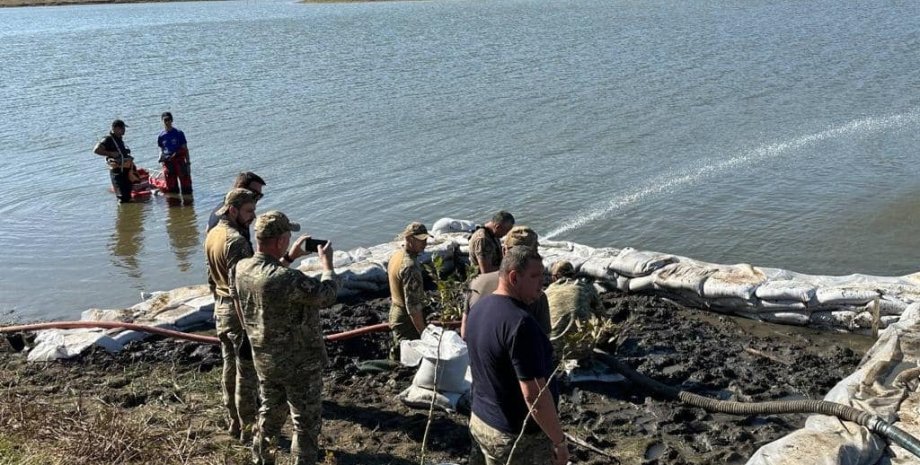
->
xmin=0 ymin=319 xmax=462 ymax=345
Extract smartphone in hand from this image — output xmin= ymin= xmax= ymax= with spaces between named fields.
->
xmin=301 ymin=238 xmax=329 ymax=253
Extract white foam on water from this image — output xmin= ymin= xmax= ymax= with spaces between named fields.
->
xmin=545 ymin=111 xmax=920 ymax=240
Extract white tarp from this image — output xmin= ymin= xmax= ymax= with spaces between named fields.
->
xmin=746 ymin=303 xmax=920 ymax=465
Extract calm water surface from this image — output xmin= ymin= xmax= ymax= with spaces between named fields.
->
xmin=1 ymin=0 xmax=919 ymax=320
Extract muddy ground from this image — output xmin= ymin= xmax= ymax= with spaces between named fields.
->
xmin=0 ymin=290 xmax=870 ymax=465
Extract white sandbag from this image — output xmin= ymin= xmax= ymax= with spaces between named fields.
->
xmin=398 ymin=385 xmax=464 ymax=411
xmin=815 ymin=288 xmax=879 ymax=306
xmin=609 ymin=248 xmax=678 ymax=277
xmin=878 ymin=297 xmax=909 ymax=316
xmin=754 ymin=280 xmax=817 ymax=303
xmin=28 ymin=329 xmax=122 ymax=361
xmin=701 ymin=264 xmax=765 ymax=301
xmin=707 ymin=297 xmax=757 ymax=313
xmin=149 ymin=303 xmax=214 ymax=330
xmin=615 ymin=276 xmax=630 ymax=292
xmin=348 ymin=247 xmax=372 ymax=263
xmin=853 ymin=311 xmax=899 ymax=330
xmin=652 ymin=263 xmax=713 ymax=295
xmin=343 ymin=263 xmax=388 ymax=284
xmin=627 ymin=275 xmax=656 ymax=292
xmin=430 ymin=218 xmax=476 ymax=235
xmin=406 ymin=326 xmax=470 ymax=394
xmin=578 ymin=258 xmax=615 ymax=280
xmin=758 ymin=311 xmax=810 ymax=326
xmin=81 ymin=308 xmax=136 ymax=323
xmin=756 ymin=300 xmax=808 ymax=311
xmin=809 ymin=310 xmax=857 ymax=329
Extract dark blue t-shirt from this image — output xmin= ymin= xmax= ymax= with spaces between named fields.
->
xmin=157 ymin=127 xmax=187 ymax=156
xmin=467 ymin=293 xmax=557 ymax=435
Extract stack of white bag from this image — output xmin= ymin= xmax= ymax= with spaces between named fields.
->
xmin=398 ymin=325 xmax=471 ymax=412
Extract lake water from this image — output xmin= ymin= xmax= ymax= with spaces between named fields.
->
xmin=1 ymin=0 xmax=918 ymax=321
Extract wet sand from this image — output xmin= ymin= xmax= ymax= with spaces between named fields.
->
xmin=0 ymin=290 xmax=868 ymax=464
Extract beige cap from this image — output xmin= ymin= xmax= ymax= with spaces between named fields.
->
xmin=254 ymin=210 xmax=301 ymax=240
xmin=503 ymin=225 xmax=538 ymax=250
xmin=216 ymin=188 xmax=257 ymax=216
xmin=402 ymin=222 xmax=430 ymax=240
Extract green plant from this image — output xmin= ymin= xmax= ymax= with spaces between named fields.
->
xmin=424 ymin=256 xmax=471 ymax=323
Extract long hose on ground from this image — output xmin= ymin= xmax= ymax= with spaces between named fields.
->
xmin=0 ymin=320 xmax=460 ymax=344
xmin=594 ymin=348 xmax=920 ymax=459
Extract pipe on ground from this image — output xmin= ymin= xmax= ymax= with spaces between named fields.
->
xmin=594 ymin=349 xmax=920 ymax=459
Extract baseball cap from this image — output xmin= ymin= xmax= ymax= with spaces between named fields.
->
xmin=503 ymin=225 xmax=538 ymax=250
xmin=216 ymin=188 xmax=257 ymax=216
xmin=255 ymin=210 xmax=301 ymax=240
xmin=402 ymin=222 xmax=430 ymax=240
xmin=111 ymin=119 xmax=127 ymax=128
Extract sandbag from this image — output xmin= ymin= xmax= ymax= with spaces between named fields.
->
xmin=758 ymin=311 xmax=811 ymax=326
xmin=754 ymin=280 xmax=817 ymax=303
xmin=398 ymin=385 xmax=465 ymax=412
xmin=430 ymin=218 xmax=476 ymax=235
xmin=626 ymin=275 xmax=656 ymax=292
xmin=28 ymin=329 xmax=122 ymax=361
xmin=81 ymin=308 xmax=135 ymax=323
xmin=652 ymin=263 xmax=713 ymax=295
xmin=578 ymin=258 xmax=615 ymax=280
xmin=609 ymin=248 xmax=678 ymax=277
xmin=815 ymin=288 xmax=879 ymax=306
xmin=809 ymin=310 xmax=857 ymax=329
xmin=404 ymin=326 xmax=470 ymax=394
xmin=701 ymin=264 xmax=765 ymax=301
xmin=756 ymin=300 xmax=808 ymax=312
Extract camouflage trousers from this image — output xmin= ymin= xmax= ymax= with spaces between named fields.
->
xmin=388 ymin=304 xmax=421 ymax=360
xmin=214 ymin=296 xmax=258 ymax=441
xmin=469 ymin=414 xmax=553 ymax=465
xmin=251 ymin=352 xmax=324 ymax=465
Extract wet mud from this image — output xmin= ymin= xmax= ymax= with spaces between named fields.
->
xmin=0 ymin=290 xmax=868 ymax=464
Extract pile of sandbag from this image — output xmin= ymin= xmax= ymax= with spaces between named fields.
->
xmin=397 ymin=325 xmax=471 ymax=412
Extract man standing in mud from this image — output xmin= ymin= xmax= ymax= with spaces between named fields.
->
xmin=468 ymin=210 xmax=515 ymax=275
xmin=205 ymin=188 xmax=258 ymax=442
xmin=387 ymin=222 xmax=431 ymax=359
xmin=466 ymin=246 xmax=569 ymax=465
xmin=157 ymin=111 xmax=192 ymax=195
xmin=235 ymin=210 xmax=338 ymax=465
xmin=93 ymin=119 xmax=134 ymax=203
xmin=461 ymin=226 xmax=551 ymax=339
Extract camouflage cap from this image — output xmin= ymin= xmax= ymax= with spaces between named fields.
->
xmin=216 ymin=188 xmax=257 ymax=215
xmin=402 ymin=222 xmax=430 ymax=240
xmin=254 ymin=210 xmax=301 ymax=240
xmin=503 ymin=225 xmax=538 ymax=250
xmin=551 ymin=260 xmax=576 ymax=279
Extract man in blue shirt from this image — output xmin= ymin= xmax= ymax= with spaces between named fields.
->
xmin=157 ymin=111 xmax=192 ymax=195
xmin=466 ymin=246 xmax=569 ymax=465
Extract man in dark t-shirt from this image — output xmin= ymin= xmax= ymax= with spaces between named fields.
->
xmin=466 ymin=246 xmax=569 ymax=465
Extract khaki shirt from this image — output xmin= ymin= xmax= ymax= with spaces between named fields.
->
xmin=204 ymin=219 xmax=253 ymax=299
xmin=545 ymin=277 xmax=604 ymax=359
xmin=234 ymin=252 xmax=338 ymax=365
xmin=468 ymin=227 xmax=502 ymax=271
xmin=465 ymin=271 xmax=552 ymax=336
xmin=387 ymin=247 xmax=427 ymax=317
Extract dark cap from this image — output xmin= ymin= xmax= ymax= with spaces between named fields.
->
xmin=111 ymin=119 xmax=127 ymax=128
xmin=402 ymin=222 xmax=430 ymax=240
xmin=255 ymin=210 xmax=301 ymax=240
xmin=216 ymin=188 xmax=257 ymax=215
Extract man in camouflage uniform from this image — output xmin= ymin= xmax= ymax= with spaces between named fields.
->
xmin=387 ymin=222 xmax=431 ymax=359
xmin=545 ymin=260 xmax=606 ymax=360
xmin=204 ymin=188 xmax=258 ymax=441
xmin=461 ymin=226 xmax=550 ymax=339
xmin=235 ymin=210 xmax=338 ymax=465
xmin=468 ymin=210 xmax=515 ymax=274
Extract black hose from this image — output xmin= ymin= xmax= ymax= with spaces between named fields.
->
xmin=594 ymin=349 xmax=920 ymax=459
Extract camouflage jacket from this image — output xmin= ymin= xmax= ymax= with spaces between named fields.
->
xmin=234 ymin=252 xmax=338 ymax=364
xmin=545 ymin=277 xmax=604 ymax=349
xmin=468 ymin=227 xmax=502 ymax=271
xmin=387 ymin=247 xmax=427 ymax=317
